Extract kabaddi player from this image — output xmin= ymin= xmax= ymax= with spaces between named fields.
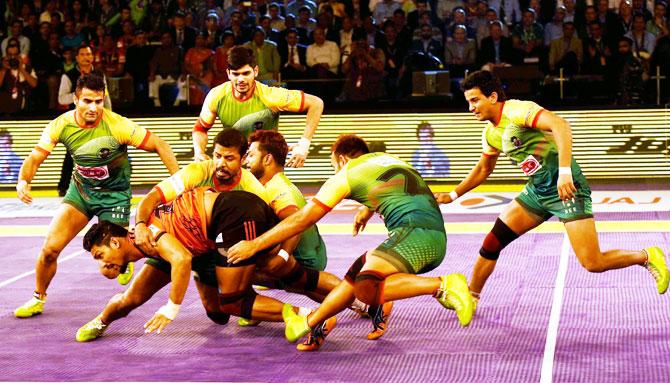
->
xmin=434 ymin=70 xmax=669 ymax=306
xmin=14 ymin=73 xmax=179 ymax=318
xmin=192 ymin=45 xmax=324 ymax=167
xmin=227 ymin=135 xmax=475 ymax=350
xmin=76 ymin=188 xmax=309 ymax=341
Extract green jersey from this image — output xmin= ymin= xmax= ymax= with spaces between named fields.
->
xmin=313 ymin=153 xmax=444 ymax=232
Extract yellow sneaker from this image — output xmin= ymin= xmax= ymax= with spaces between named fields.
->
xmin=645 ymin=247 xmax=669 ymax=294
xmin=435 ymin=273 xmax=475 ymax=327
xmin=282 ymin=303 xmax=310 ymax=343
xmin=14 ymin=296 xmax=45 ymax=318
xmin=237 ymin=317 xmax=261 ymax=327
xmin=76 ymin=316 xmax=108 ymax=342
xmin=117 ymin=262 xmax=134 ymax=286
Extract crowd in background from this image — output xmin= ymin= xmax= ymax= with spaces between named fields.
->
xmin=0 ymin=0 xmax=669 ymax=115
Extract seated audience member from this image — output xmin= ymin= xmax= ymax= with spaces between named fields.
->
xmin=548 ymin=21 xmax=583 ymax=75
xmin=245 ymin=27 xmax=281 ymax=81
xmin=444 ymin=24 xmax=477 ymax=77
xmin=149 ymin=32 xmax=185 ymax=107
xmin=340 ymin=29 xmax=385 ymax=101
xmin=280 ymin=28 xmax=308 ymax=80
xmin=306 ymin=27 xmax=340 ymax=78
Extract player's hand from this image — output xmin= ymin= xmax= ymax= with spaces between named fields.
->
xmin=227 ymin=240 xmax=258 ymax=264
xmin=353 ymin=207 xmax=374 ymax=236
xmin=144 ymin=313 xmax=172 ymax=334
xmin=134 ymin=223 xmax=156 ymax=254
xmin=16 ymin=180 xmax=32 ymax=204
xmin=286 ymin=151 xmax=306 ymax=168
xmin=433 ymin=192 xmax=453 ymax=204
xmin=194 ymin=152 xmax=211 ymax=162
xmin=557 ymin=173 xmax=577 ymax=201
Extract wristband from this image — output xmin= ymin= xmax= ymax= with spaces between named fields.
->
xmin=278 ymin=249 xmax=290 ymax=261
xmin=156 ymin=299 xmax=181 ymax=320
xmin=16 ymin=180 xmax=27 ymax=190
xmin=449 ymin=190 xmax=459 ymax=201
xmin=292 ymin=137 xmax=311 ymax=157
xmin=558 ymin=167 xmax=572 ymax=176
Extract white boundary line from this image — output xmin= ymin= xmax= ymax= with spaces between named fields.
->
xmin=540 ymin=233 xmax=571 ymax=383
xmin=0 ymin=249 xmax=85 ymax=289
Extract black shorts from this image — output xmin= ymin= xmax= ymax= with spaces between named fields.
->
xmin=208 ymin=190 xmax=279 ymax=267
xmin=145 ymin=251 xmax=218 ymax=287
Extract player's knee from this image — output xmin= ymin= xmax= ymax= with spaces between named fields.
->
xmin=219 ymin=291 xmax=245 ymax=316
xmin=578 ymin=257 xmax=606 ymax=273
xmin=479 ymin=218 xmax=519 ymax=261
xmin=40 ymin=245 xmax=61 ymax=264
xmin=206 ymin=311 xmax=230 ymax=325
xmin=353 ymin=270 xmax=385 ymax=306
xmin=344 ymin=253 xmax=366 ymax=285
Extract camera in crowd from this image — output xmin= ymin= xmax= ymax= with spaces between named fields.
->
xmin=8 ymin=58 xmax=20 ymax=69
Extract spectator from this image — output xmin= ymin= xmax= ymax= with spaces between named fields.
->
xmin=80 ymin=18 xmax=99 ymax=43
xmin=110 ymin=6 xmax=133 ymax=39
xmin=611 ymin=0 xmax=635 ymax=40
xmin=373 ymin=0 xmax=401 ymax=25
xmin=476 ymin=8 xmax=509 ymax=46
xmin=32 ymin=28 xmax=63 ymax=110
xmin=268 ymin=3 xmax=286 ymax=31
xmin=412 ymin=11 xmax=442 ymax=41
xmin=287 ymin=0 xmax=318 ymax=19
xmin=22 ymin=13 xmax=41 ymax=41
xmin=411 ymin=121 xmax=449 ymax=178
xmin=445 ymin=8 xmax=476 ymax=39
xmin=170 ymin=11 xmax=197 ymax=51
xmin=2 ymin=20 xmax=31 ymax=57
xmin=69 ymin=0 xmax=89 ymax=31
xmin=646 ymin=1 xmax=667 ymax=37
xmin=95 ymin=34 xmax=126 ymax=78
xmin=306 ymin=27 xmax=341 ymax=77
xmin=312 ymin=11 xmax=340 ymax=43
xmin=224 ymin=11 xmax=252 ymax=45
xmin=195 ymin=0 xmax=226 ymax=29
xmin=548 ymin=21 xmax=583 ymax=75
xmin=50 ymin=11 xmax=64 ymax=36
xmin=62 ymin=48 xmax=76 ymax=73
xmin=339 ymin=15 xmax=355 ymax=59
xmin=564 ymin=0 xmax=577 ymax=23
xmin=650 ymin=18 xmax=670 ymax=102
xmin=614 ymin=36 xmax=645 ymax=104
xmin=296 ymin=6 xmax=318 ymax=39
xmin=98 ymin=0 xmax=118 ymax=28
xmin=144 ymin=0 xmax=169 ymax=42
xmin=279 ymin=28 xmax=308 ymax=79
xmin=512 ymin=8 xmax=544 ymax=60
xmin=0 ymin=41 xmax=38 ymax=114
xmin=40 ymin=0 xmax=63 ymax=24
xmin=377 ymin=22 xmax=408 ymax=99
xmin=544 ymin=6 xmax=566 ymax=46
xmin=118 ymin=20 xmax=136 ymax=50
xmin=488 ymin=0 xmax=521 ymax=25
xmin=259 ymin=15 xmax=282 ymax=45
xmin=213 ymin=31 xmax=236 ymax=86
xmin=149 ymin=32 xmax=185 ymax=107
xmin=392 ymin=8 xmax=413 ymax=48
xmin=0 ymin=130 xmax=22 ymax=184
xmin=478 ymin=20 xmax=519 ymax=69
xmin=185 ymin=33 xmax=215 ymax=102
xmin=444 ymin=24 xmax=477 ymax=77
xmin=244 ymin=28 xmax=281 ymax=81
xmin=409 ymin=24 xmax=445 ymax=64
xmin=341 ymin=29 xmax=385 ymax=101
xmin=625 ymin=12 xmax=656 ymax=59
xmin=582 ymin=21 xmax=613 ymax=75
xmin=125 ymin=30 xmax=154 ymax=107
xmin=60 ymin=20 xmax=85 ymax=50
xmin=577 ymin=5 xmax=599 ymax=41
xmin=203 ymin=13 xmax=223 ymax=48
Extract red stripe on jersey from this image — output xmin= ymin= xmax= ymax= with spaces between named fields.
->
xmin=34 ymin=146 xmax=50 ymax=156
xmin=299 ymin=91 xmax=305 ymax=112
xmin=154 ymin=186 xmax=167 ymax=204
xmin=276 ymin=205 xmax=299 ymax=217
xmin=193 ymin=117 xmax=213 ymax=133
xmin=137 ymin=130 xmax=151 ymax=150
xmin=531 ymin=109 xmax=544 ymax=128
xmin=312 ymin=198 xmax=333 ymax=212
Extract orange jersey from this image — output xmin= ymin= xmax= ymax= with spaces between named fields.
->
xmin=146 ymin=187 xmax=215 ymax=257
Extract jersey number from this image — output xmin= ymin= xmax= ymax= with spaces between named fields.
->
xmin=376 ymin=168 xmax=430 ymax=196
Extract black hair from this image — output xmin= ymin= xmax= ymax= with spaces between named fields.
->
xmin=75 ymin=71 xmax=106 ymax=96
xmin=249 ymin=130 xmax=289 ymax=166
xmin=227 ymin=45 xmax=257 ymax=69
xmin=83 ymin=220 xmax=128 ymax=252
xmin=461 ymin=70 xmax=507 ymax=101
xmin=214 ymin=128 xmax=249 ymax=156
xmin=332 ymin=134 xmax=370 ymax=158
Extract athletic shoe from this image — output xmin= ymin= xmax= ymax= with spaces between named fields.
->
xmin=76 ymin=316 xmax=108 ymax=342
xmin=117 ymin=262 xmax=134 ymax=286
xmin=296 ymin=316 xmax=337 ymax=351
xmin=367 ymin=301 xmax=394 ymax=340
xmin=435 ymin=273 xmax=475 ymax=327
xmin=14 ymin=297 xmax=45 ymax=318
xmin=237 ymin=317 xmax=261 ymax=327
xmin=645 ymin=246 xmax=669 ymax=294
xmin=282 ymin=303 xmax=310 ymax=343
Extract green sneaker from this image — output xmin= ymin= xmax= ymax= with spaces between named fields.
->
xmin=117 ymin=262 xmax=134 ymax=286
xmin=76 ymin=316 xmax=108 ymax=342
xmin=237 ymin=317 xmax=261 ymax=327
xmin=14 ymin=297 xmax=45 ymax=318
xmin=645 ymin=247 xmax=669 ymax=294
xmin=435 ymin=273 xmax=475 ymax=327
xmin=282 ymin=303 xmax=310 ymax=342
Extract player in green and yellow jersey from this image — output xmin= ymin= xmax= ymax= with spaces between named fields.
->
xmin=434 ymin=70 xmax=669 ymax=308
xmin=227 ymin=134 xmax=475 ymax=351
xmin=192 ymin=45 xmax=324 ymax=168
xmin=14 ymin=73 xmax=179 ymax=318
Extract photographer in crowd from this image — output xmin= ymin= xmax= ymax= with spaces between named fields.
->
xmin=0 ymin=38 xmax=37 ymax=115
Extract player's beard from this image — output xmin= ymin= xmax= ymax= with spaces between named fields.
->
xmin=215 ymin=167 xmax=234 ymax=183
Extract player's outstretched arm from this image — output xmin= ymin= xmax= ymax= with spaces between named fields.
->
xmin=140 ymin=134 xmax=180 ymax=175
xmin=134 ymin=188 xmax=164 ymax=253
xmin=533 ymin=110 xmax=576 ymax=201
xmin=227 ymin=201 xmax=329 ymax=264
xmin=143 ymin=234 xmax=192 ymax=334
xmin=434 ymin=153 xmax=499 ymax=204
xmin=16 ymin=149 xmax=49 ymax=205
xmin=353 ymin=206 xmax=374 ymax=236
xmin=287 ymin=93 xmax=324 ymax=168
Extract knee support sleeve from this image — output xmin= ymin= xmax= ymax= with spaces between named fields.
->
xmin=206 ymin=311 xmax=231 ymax=325
xmin=219 ymin=291 xmax=246 ymax=316
xmin=479 ymin=218 xmax=519 ymax=261
xmin=240 ymin=288 xmax=257 ymax=319
xmin=354 ymin=270 xmax=385 ymax=306
xmin=344 ymin=253 xmax=366 ymax=284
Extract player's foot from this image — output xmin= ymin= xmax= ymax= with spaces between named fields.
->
xmin=350 ymin=299 xmax=370 ymax=318
xmin=14 ymin=296 xmax=45 ymax=318
xmin=237 ymin=317 xmax=261 ymax=327
xmin=117 ymin=262 xmax=134 ymax=286
xmin=367 ymin=301 xmax=394 ymax=340
xmin=252 ymin=285 xmax=270 ymax=291
xmin=296 ymin=316 xmax=337 ymax=351
xmin=76 ymin=316 xmax=108 ymax=342
xmin=282 ymin=303 xmax=310 ymax=343
xmin=644 ymin=247 xmax=669 ymax=294
xmin=435 ymin=273 xmax=475 ymax=327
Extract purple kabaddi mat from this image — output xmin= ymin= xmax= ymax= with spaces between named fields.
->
xmin=1 ymin=216 xmax=669 ymax=381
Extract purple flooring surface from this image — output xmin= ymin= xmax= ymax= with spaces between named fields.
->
xmin=0 ymin=214 xmax=669 ymax=381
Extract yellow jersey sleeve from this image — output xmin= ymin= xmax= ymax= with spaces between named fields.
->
xmin=154 ymin=161 xmax=214 ymax=203
xmin=256 ymin=82 xmax=305 ymax=113
xmin=313 ymin=168 xmax=351 ymax=211
xmin=481 ymin=127 xmax=500 ymax=156
xmin=266 ymin=176 xmax=299 ymax=215
xmin=198 ymin=83 xmax=228 ymax=128
xmin=35 ymin=111 xmax=74 ymax=155
xmin=107 ymin=110 xmax=151 ymax=149
xmin=237 ymin=169 xmax=271 ymax=204
xmin=505 ymin=100 xmax=545 ymax=129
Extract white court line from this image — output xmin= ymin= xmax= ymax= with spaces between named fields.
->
xmin=0 ymin=249 xmax=85 ymax=289
xmin=540 ymin=234 xmax=571 ymax=383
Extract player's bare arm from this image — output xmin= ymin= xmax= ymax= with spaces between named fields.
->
xmin=287 ymin=93 xmax=324 ymax=168
xmin=134 ymin=188 xmax=164 ymax=253
xmin=532 ymin=110 xmax=576 ymax=201
xmin=16 ymin=148 xmax=49 ymax=205
xmin=435 ymin=153 xmax=499 ymax=204
xmin=140 ymin=134 xmax=180 ymax=175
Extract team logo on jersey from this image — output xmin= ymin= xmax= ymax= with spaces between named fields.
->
xmin=511 ymin=136 xmax=522 ymax=148
xmin=98 ymin=148 xmax=111 ymax=159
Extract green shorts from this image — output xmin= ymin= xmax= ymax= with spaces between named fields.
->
xmin=62 ymin=182 xmax=131 ymax=226
xmin=144 ymin=251 xmax=218 ymax=287
xmin=516 ymin=160 xmax=593 ymax=223
xmin=293 ymin=226 xmax=327 ymax=271
xmin=369 ymin=226 xmax=446 ymax=274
